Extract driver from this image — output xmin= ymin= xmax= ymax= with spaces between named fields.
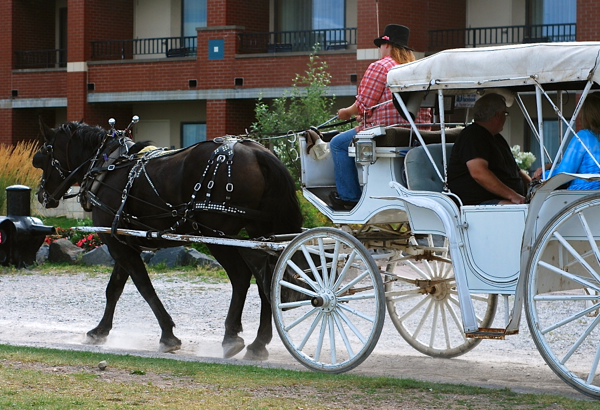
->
xmin=447 ymin=93 xmax=531 ymax=205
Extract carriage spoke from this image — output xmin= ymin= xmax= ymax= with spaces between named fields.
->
xmin=578 ymin=212 xmax=600 ymax=269
xmin=587 ymin=342 xmax=600 ymax=384
xmin=287 ymin=257 xmax=320 ymax=292
xmin=298 ymin=311 xmax=324 ymax=351
xmin=552 ymin=232 xmax=600 ymax=285
xmin=399 ymin=295 xmax=430 ymax=322
xmin=387 ymin=292 xmax=424 ymax=304
xmin=301 ymin=245 xmax=325 ymax=289
xmin=284 ymin=306 xmax=319 ymax=332
xmin=560 ymin=314 xmax=600 ymax=365
xmin=278 ymin=299 xmax=313 ymax=310
xmin=429 ymin=301 xmax=440 ymax=347
xmin=338 ymin=303 xmax=375 ymax=323
xmin=329 ymin=314 xmax=337 ymax=364
xmin=318 ymin=238 xmax=330 ymax=288
xmin=336 ymin=308 xmax=367 ymax=344
xmin=314 ymin=314 xmax=328 ymax=361
xmin=440 ymin=303 xmax=451 ymax=349
xmin=385 ymin=287 xmax=423 ymax=299
xmin=332 ymin=250 xmax=358 ymax=291
xmin=444 ymin=299 xmax=468 ymax=342
xmin=338 ymin=292 xmax=377 ymax=302
xmin=329 ymin=239 xmax=341 ymax=288
xmin=280 ymin=280 xmax=319 ymax=297
xmin=539 ymin=301 xmax=600 ymax=334
xmin=404 ymin=260 xmax=431 ymax=280
xmin=333 ymin=312 xmax=356 ymax=358
xmin=336 ymin=269 xmax=371 ymax=296
xmin=412 ymin=298 xmax=435 ymax=340
xmin=538 ymin=260 xmax=600 ymax=292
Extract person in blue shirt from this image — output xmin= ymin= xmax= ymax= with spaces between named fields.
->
xmin=533 ymin=93 xmax=600 ymax=190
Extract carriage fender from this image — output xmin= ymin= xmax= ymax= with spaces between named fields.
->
xmin=386 ymin=181 xmax=479 ymax=333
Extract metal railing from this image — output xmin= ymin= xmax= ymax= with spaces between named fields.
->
xmin=238 ymin=28 xmax=357 ymax=54
xmin=14 ymin=49 xmax=67 ymax=69
xmin=429 ymin=23 xmax=576 ymax=51
xmin=91 ymin=36 xmax=197 ymax=60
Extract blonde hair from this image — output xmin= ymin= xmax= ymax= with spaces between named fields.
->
xmin=390 ymin=45 xmax=415 ymax=65
xmin=581 ymin=93 xmax=600 ymax=135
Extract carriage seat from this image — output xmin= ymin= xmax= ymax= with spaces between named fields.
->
xmin=405 ymin=143 xmax=454 ymax=192
xmin=374 ymin=127 xmax=462 ymax=147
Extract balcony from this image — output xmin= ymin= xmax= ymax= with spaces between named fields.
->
xmin=238 ymin=28 xmax=357 ymax=54
xmin=14 ymin=49 xmax=67 ymax=69
xmin=429 ymin=23 xmax=576 ymax=52
xmin=91 ymin=36 xmax=197 ymax=60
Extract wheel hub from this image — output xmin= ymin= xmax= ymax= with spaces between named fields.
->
xmin=311 ymin=289 xmax=337 ymax=312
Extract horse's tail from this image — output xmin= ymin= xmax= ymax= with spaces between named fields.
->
xmin=254 ymin=149 xmax=303 ymax=234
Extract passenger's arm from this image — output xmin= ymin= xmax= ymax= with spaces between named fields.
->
xmin=467 ymin=158 xmax=525 ymax=204
xmin=519 ymin=169 xmax=532 ymax=190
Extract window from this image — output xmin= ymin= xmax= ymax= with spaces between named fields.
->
xmin=277 ymin=0 xmax=345 ymax=31
xmin=183 ymin=0 xmax=207 ymax=37
xmin=181 ymin=123 xmax=206 ymax=148
xmin=528 ymin=0 xmax=576 ymax=42
xmin=275 ymin=0 xmax=346 ymax=51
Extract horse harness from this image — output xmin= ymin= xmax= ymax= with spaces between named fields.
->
xmin=73 ymin=134 xmax=269 ymax=238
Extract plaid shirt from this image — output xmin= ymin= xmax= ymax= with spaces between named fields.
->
xmin=355 ymin=55 xmax=431 ymax=131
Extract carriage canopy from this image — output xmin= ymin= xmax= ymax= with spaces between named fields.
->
xmin=387 ymin=42 xmax=600 ymax=94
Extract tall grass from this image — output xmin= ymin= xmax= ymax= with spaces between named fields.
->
xmin=0 ymin=141 xmax=42 ymax=214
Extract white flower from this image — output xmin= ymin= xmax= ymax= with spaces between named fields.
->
xmin=511 ymin=145 xmax=536 ymax=170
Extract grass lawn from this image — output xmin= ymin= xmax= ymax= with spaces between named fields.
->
xmin=0 ymin=344 xmax=597 ymax=409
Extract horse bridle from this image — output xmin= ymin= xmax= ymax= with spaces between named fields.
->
xmin=37 ymin=132 xmax=92 ymax=207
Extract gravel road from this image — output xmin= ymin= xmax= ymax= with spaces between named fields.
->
xmin=0 ymin=271 xmax=591 ymax=400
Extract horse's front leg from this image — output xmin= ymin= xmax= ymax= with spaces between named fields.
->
xmin=126 ymin=260 xmax=181 ymax=353
xmin=106 ymin=241 xmax=181 ymax=353
xmin=243 ymin=281 xmax=272 ymax=361
xmin=84 ymin=263 xmax=129 ymax=345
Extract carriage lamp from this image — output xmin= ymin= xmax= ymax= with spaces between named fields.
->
xmin=355 ymin=140 xmax=377 ymax=164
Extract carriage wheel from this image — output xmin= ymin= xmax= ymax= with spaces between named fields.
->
xmin=385 ymin=234 xmax=497 ymax=358
xmin=525 ymin=194 xmax=600 ymax=399
xmin=271 ymin=227 xmax=385 ymax=373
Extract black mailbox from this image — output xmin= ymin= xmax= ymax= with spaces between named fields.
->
xmin=0 ymin=185 xmax=55 ymax=268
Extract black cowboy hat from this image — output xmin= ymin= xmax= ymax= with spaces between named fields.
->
xmin=374 ymin=24 xmax=412 ymax=50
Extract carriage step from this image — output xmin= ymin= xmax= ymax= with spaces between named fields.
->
xmin=465 ymin=328 xmax=506 ymax=340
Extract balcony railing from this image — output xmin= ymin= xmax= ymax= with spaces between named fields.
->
xmin=91 ymin=36 xmax=197 ymax=60
xmin=14 ymin=49 xmax=67 ymax=69
xmin=238 ymin=28 xmax=357 ymax=54
xmin=429 ymin=23 xmax=576 ymax=52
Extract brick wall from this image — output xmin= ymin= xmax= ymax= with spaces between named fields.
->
xmin=577 ymin=0 xmax=600 ymax=41
xmin=11 ymin=72 xmax=67 ymax=99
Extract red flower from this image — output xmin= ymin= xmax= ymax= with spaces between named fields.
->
xmin=382 ymin=35 xmax=390 ymax=40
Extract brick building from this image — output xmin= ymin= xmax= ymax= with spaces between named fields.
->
xmin=1 ymin=0 xmax=598 ymax=148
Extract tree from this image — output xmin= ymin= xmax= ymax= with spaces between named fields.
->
xmin=251 ymin=47 xmax=342 ymax=185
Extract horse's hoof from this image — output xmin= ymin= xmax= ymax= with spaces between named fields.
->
xmin=223 ymin=339 xmax=245 ymax=359
xmin=243 ymin=346 xmax=269 ymax=361
xmin=159 ymin=337 xmax=182 ymax=353
xmin=83 ymin=332 xmax=107 ymax=345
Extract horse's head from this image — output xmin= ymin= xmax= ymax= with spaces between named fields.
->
xmin=33 ymin=118 xmax=103 ymax=208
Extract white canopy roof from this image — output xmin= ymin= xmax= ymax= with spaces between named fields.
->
xmin=388 ymin=42 xmax=600 ymax=94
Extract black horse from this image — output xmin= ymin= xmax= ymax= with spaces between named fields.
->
xmin=33 ymin=118 xmax=303 ymax=360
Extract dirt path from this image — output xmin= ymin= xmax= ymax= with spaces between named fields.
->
xmin=0 ymin=272 xmax=590 ymax=400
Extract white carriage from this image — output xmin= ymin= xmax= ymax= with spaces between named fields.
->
xmin=270 ymin=42 xmax=600 ymax=399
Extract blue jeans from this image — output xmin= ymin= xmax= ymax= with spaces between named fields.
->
xmin=330 ymin=128 xmax=362 ymax=202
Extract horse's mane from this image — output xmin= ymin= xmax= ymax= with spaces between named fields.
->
xmin=61 ymin=122 xmax=106 ymax=151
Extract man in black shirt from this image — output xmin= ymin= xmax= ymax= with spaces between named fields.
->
xmin=448 ymin=93 xmax=531 ymax=205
